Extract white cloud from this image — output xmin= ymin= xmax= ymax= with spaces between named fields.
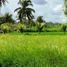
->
xmin=32 ymin=0 xmax=47 ymax=5
xmin=1 ymin=0 xmax=66 ymax=23
xmin=53 ymin=4 xmax=63 ymax=13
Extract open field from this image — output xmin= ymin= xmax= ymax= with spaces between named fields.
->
xmin=9 ymin=32 xmax=67 ymax=35
xmin=0 ymin=32 xmax=67 ymax=67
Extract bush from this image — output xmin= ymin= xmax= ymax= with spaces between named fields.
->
xmin=44 ymin=27 xmax=61 ymax=32
xmin=36 ymin=22 xmax=45 ymax=32
xmin=61 ymin=24 xmax=67 ymax=33
xmin=17 ymin=22 xmax=26 ymax=32
xmin=10 ymin=24 xmax=18 ymax=32
xmin=0 ymin=23 xmax=11 ymax=33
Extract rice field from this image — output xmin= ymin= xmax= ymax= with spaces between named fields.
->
xmin=0 ymin=33 xmax=67 ymax=67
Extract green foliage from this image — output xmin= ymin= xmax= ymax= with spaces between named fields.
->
xmin=0 ymin=23 xmax=10 ymax=33
xmin=4 ymin=13 xmax=15 ymax=23
xmin=0 ymin=20 xmax=66 ymax=33
xmin=0 ymin=13 xmax=15 ymax=24
xmin=44 ymin=26 xmax=62 ymax=32
xmin=9 ymin=23 xmax=17 ymax=32
xmin=0 ymin=16 xmax=5 ymax=24
xmin=35 ymin=16 xmax=46 ymax=32
xmin=17 ymin=22 xmax=26 ymax=32
xmin=61 ymin=24 xmax=67 ymax=33
xmin=36 ymin=22 xmax=45 ymax=32
xmin=15 ymin=0 xmax=35 ymax=23
xmin=36 ymin=16 xmax=44 ymax=23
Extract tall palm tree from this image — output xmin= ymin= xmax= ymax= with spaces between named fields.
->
xmin=36 ymin=16 xmax=45 ymax=32
xmin=0 ymin=0 xmax=7 ymax=15
xmin=15 ymin=0 xmax=35 ymax=24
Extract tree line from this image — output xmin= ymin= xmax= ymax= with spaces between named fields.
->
xmin=0 ymin=0 xmax=66 ymax=33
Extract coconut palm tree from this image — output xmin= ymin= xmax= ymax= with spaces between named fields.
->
xmin=15 ymin=0 xmax=35 ymax=24
xmin=36 ymin=16 xmax=44 ymax=23
xmin=36 ymin=16 xmax=45 ymax=32
xmin=0 ymin=13 xmax=15 ymax=24
xmin=4 ymin=13 xmax=15 ymax=23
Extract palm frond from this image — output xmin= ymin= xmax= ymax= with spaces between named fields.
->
xmin=14 ymin=7 xmax=21 ymax=12
xmin=27 ymin=8 xmax=35 ymax=13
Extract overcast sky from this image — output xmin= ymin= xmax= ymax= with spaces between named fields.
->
xmin=1 ymin=0 xmax=67 ymax=23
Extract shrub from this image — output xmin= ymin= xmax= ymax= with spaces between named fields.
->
xmin=36 ymin=22 xmax=45 ymax=32
xmin=61 ymin=24 xmax=67 ymax=33
xmin=17 ymin=22 xmax=26 ymax=32
xmin=44 ymin=27 xmax=61 ymax=32
xmin=0 ymin=23 xmax=11 ymax=33
xmin=10 ymin=24 xmax=18 ymax=32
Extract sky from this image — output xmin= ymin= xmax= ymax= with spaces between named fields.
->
xmin=1 ymin=0 xmax=67 ymax=23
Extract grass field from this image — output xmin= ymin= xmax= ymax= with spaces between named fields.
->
xmin=9 ymin=32 xmax=67 ymax=35
xmin=0 ymin=32 xmax=67 ymax=67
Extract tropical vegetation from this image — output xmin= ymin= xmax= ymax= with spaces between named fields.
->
xmin=0 ymin=0 xmax=66 ymax=67
xmin=0 ymin=0 xmax=66 ymax=33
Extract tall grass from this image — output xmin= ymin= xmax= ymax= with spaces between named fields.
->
xmin=0 ymin=34 xmax=67 ymax=67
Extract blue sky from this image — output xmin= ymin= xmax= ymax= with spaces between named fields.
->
xmin=1 ymin=0 xmax=67 ymax=23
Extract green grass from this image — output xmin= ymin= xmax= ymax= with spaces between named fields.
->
xmin=9 ymin=31 xmax=67 ymax=35
xmin=0 ymin=33 xmax=67 ymax=67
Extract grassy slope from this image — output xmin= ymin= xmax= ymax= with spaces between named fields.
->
xmin=0 ymin=33 xmax=67 ymax=67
